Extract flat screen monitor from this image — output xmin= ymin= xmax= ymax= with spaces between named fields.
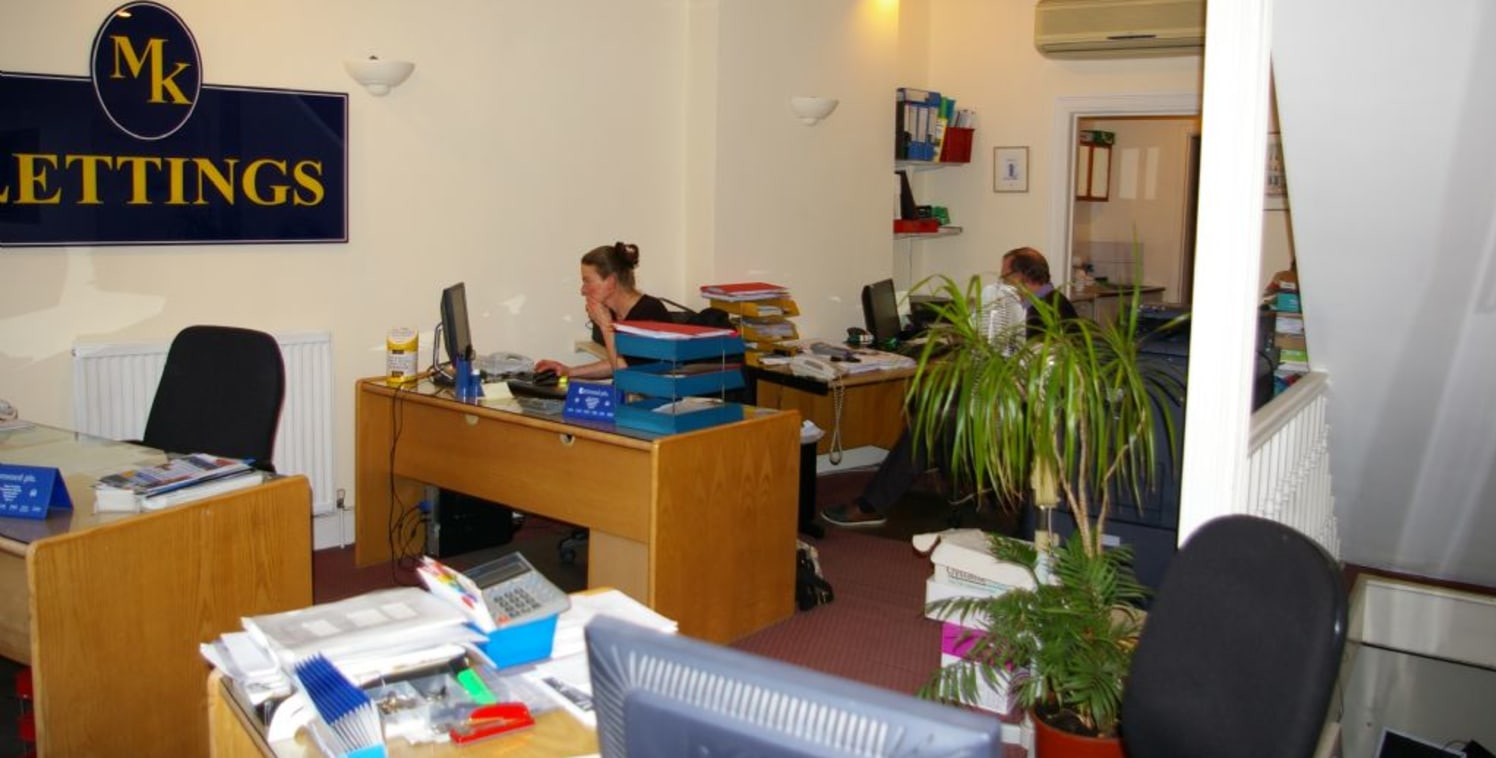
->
xmin=862 ymin=278 xmax=903 ymax=343
xmin=586 ymin=616 xmax=1002 ymax=757
xmin=440 ymin=282 xmax=474 ymax=366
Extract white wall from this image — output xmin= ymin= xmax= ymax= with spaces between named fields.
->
xmin=1274 ymin=0 xmax=1496 ymax=586
xmin=0 ymin=0 xmax=689 ymax=521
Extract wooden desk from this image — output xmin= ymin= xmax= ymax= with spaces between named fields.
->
xmin=0 ymin=425 xmax=311 ymax=757
xmin=353 ymin=379 xmax=798 ymax=643
xmin=752 ymin=366 xmax=914 ymax=454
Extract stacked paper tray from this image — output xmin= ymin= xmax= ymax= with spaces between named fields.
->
xmin=614 ymin=333 xmax=745 ymax=362
xmin=615 ymin=397 xmax=744 ymax=435
xmin=614 ymin=362 xmax=745 ymax=398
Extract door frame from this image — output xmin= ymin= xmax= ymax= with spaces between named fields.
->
xmin=1046 ymin=93 xmax=1201 ymax=284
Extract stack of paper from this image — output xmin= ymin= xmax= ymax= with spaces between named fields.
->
xmin=524 ymin=589 xmax=679 ymax=727
xmin=94 ymin=453 xmax=263 ymax=513
xmin=614 ymin=320 xmax=736 ymax=340
xmin=699 ymin=281 xmax=790 ymax=302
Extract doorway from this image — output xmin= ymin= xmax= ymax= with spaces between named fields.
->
xmin=1043 ymin=93 xmax=1200 ymax=300
xmin=1070 ymin=115 xmax=1201 ymax=306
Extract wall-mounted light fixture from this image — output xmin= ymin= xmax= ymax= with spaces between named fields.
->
xmin=789 ymin=96 xmax=838 ymax=126
xmin=344 ymin=56 xmax=415 ymax=96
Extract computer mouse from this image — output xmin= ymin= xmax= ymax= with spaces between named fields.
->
xmin=533 ymin=369 xmax=559 ymax=386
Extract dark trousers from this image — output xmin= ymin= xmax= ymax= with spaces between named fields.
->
xmin=861 ymin=427 xmax=940 ymax=514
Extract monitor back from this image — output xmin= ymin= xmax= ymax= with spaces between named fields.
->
xmin=587 ymin=616 xmax=1001 ymax=757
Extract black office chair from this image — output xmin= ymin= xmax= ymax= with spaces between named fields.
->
xmin=1121 ymin=514 xmax=1348 ymax=758
xmin=140 ymin=325 xmax=286 ymax=472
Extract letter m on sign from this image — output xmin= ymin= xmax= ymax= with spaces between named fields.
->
xmin=109 ymin=36 xmax=192 ymax=105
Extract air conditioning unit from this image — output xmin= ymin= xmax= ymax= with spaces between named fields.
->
xmin=1035 ymin=0 xmax=1205 ymax=58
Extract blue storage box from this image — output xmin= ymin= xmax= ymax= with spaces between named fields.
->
xmin=614 ymin=362 xmax=744 ymax=398
xmin=615 ymin=333 xmax=744 ymax=362
xmin=481 ymin=613 xmax=559 ymax=669
xmin=615 ymin=397 xmax=744 ymax=434
xmin=1275 ymin=292 xmax=1301 ymax=313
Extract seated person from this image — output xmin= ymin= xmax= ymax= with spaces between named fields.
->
xmin=535 ymin=241 xmax=672 ymax=379
xmin=820 ymin=246 xmax=1079 ymax=528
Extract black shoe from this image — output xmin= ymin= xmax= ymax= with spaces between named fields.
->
xmin=820 ymin=502 xmax=887 ymax=528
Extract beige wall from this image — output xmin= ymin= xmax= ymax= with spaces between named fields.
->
xmin=1 ymin=0 xmax=1227 ymax=547
xmin=0 ymin=0 xmax=692 ymax=524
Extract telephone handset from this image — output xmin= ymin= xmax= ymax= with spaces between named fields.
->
xmin=478 ymin=352 xmax=536 ymax=377
xmin=790 ymin=354 xmax=843 ymax=382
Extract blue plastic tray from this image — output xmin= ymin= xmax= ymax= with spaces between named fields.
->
xmin=614 ymin=362 xmax=744 ymax=398
xmin=615 ymin=333 xmax=744 ymax=362
xmin=614 ymin=398 xmax=744 ymax=434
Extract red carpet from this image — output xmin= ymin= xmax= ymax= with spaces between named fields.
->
xmin=732 ymin=528 xmax=944 ymax=696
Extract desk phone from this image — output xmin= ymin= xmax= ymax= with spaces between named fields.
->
xmin=466 ymin=552 xmax=571 ymax=627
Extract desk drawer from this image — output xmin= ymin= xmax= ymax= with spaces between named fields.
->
xmin=391 ymin=410 xmax=653 ymax=544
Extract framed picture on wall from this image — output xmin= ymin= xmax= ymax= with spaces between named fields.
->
xmin=1265 ymin=132 xmax=1288 ymax=210
xmin=993 ymin=146 xmax=1029 ymax=193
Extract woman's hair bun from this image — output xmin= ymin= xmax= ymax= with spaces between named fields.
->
xmin=613 ymin=241 xmax=640 ymax=268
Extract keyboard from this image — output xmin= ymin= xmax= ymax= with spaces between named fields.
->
xmin=506 ymin=375 xmax=568 ymax=400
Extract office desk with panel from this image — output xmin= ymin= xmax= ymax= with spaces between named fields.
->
xmin=353 ymin=379 xmax=799 ymax=644
xmin=0 ymin=424 xmax=312 ymax=757
xmin=751 ymin=364 xmax=914 ymax=455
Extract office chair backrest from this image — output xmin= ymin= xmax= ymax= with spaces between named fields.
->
xmin=1120 ymin=514 xmax=1347 ymax=758
xmin=141 ymin=325 xmax=286 ymax=470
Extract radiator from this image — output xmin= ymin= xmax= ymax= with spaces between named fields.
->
xmin=71 ymin=331 xmax=337 ymax=515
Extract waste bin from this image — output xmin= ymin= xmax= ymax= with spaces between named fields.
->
xmin=799 ymin=421 xmax=825 ymax=539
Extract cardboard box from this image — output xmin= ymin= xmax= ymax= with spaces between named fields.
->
xmin=913 ymin=528 xmax=1037 ymax=594
xmin=915 ymin=528 xmax=1037 ymax=621
xmin=940 ymin=622 xmax=1020 ymax=715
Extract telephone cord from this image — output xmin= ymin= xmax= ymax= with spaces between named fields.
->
xmin=828 ymin=379 xmax=845 ymax=466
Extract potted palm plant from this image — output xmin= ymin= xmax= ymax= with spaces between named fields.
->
xmin=909 ymin=273 xmax=1182 ymax=754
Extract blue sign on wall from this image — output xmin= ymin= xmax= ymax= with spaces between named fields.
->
xmin=0 ymin=2 xmax=347 ymax=247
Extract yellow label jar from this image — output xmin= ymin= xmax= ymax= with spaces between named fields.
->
xmin=386 ymin=328 xmax=419 ymax=386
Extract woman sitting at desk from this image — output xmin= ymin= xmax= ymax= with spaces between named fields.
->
xmin=534 ymin=241 xmax=672 ymax=380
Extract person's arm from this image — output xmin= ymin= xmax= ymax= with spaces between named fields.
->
xmin=587 ymin=298 xmax=630 ymax=373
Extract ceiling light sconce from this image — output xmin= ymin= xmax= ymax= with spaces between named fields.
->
xmin=789 ymin=96 xmax=839 ymax=126
xmin=344 ymin=56 xmax=415 ymax=96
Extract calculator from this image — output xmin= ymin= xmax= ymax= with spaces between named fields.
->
xmin=464 ymin=552 xmax=571 ymax=628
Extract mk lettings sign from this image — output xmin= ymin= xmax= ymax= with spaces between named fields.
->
xmin=0 ymin=2 xmax=348 ymax=246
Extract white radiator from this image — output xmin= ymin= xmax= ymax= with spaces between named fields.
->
xmin=72 ymin=331 xmax=337 ymax=515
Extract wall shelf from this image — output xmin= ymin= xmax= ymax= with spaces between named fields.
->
xmin=895 ymin=226 xmax=963 ymax=240
xmin=896 ymin=159 xmax=970 ymax=173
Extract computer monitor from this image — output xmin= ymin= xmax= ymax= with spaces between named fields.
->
xmin=585 ymin=616 xmax=1002 ymax=757
xmin=439 ymin=282 xmax=474 ymax=368
xmin=861 ymin=279 xmax=903 ymax=344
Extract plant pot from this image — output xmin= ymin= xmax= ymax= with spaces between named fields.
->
xmin=1032 ymin=710 xmax=1124 ymax=758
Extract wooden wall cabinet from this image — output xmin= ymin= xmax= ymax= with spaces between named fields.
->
xmin=1076 ymin=129 xmax=1114 ymax=202
xmin=1076 ymin=142 xmax=1111 ymax=201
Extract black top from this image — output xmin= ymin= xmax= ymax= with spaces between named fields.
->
xmin=592 ymin=293 xmax=672 ymax=366
xmin=1025 ymin=286 xmax=1079 ymax=338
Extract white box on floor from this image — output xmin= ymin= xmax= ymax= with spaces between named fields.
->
xmin=939 ymin=622 xmax=1021 ymax=716
xmin=914 ymin=528 xmax=1035 ymax=620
